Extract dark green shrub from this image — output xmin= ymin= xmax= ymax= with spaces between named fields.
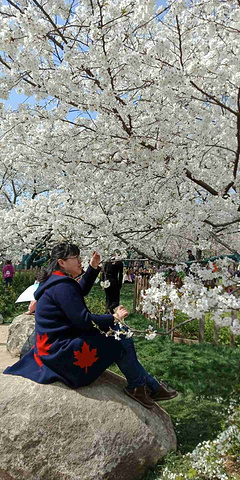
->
xmin=174 ymin=311 xmax=199 ymax=339
xmin=173 ymin=311 xmax=240 ymax=347
xmin=0 ymin=271 xmax=36 ymax=322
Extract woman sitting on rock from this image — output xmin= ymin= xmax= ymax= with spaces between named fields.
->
xmin=4 ymin=243 xmax=177 ymax=409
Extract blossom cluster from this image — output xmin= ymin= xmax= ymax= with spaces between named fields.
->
xmin=100 ymin=280 xmax=111 ymax=290
xmin=142 ymin=259 xmax=240 ymax=337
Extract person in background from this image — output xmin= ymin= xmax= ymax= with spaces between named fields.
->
xmin=187 ymin=250 xmax=195 ymax=261
xmin=102 ymin=254 xmax=123 ymax=313
xmin=4 ymin=242 xmax=178 ymax=409
xmin=185 ymin=250 xmax=195 ymax=275
xmin=138 ymin=267 xmax=144 ymax=277
xmin=236 ymin=264 xmax=240 ymax=278
xmin=123 ymin=269 xmax=133 ymax=284
xmin=129 ymin=267 xmax=135 ymax=282
xmin=142 ymin=267 xmax=150 ymax=280
xmin=2 ymin=259 xmax=15 ymax=287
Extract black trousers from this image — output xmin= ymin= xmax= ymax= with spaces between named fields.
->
xmin=105 ymin=286 xmax=120 ymax=314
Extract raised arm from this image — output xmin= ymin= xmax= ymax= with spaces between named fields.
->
xmin=78 ymin=251 xmax=101 ymax=296
xmin=78 ymin=265 xmax=100 ymax=296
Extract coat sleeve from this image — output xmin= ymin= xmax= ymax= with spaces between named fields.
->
xmin=78 ymin=265 xmax=101 ymax=296
xmin=52 ymin=281 xmax=115 ymax=331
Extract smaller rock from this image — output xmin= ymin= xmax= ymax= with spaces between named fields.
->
xmin=7 ymin=314 xmax=35 ymax=357
xmin=20 ymin=331 xmax=35 ymax=358
xmin=0 ymin=314 xmax=3 ymax=324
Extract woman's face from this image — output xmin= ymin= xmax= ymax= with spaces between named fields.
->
xmin=58 ymin=254 xmax=83 ymax=278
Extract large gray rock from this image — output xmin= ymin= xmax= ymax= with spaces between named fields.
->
xmin=0 ymin=370 xmax=177 ymax=480
xmin=6 ymin=314 xmax=35 ymax=357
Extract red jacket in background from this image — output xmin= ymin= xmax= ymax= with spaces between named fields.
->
xmin=2 ymin=264 xmax=15 ymax=279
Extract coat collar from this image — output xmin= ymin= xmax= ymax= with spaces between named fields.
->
xmin=51 ymin=270 xmax=67 ymax=277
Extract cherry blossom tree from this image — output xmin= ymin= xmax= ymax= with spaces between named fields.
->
xmin=0 ymin=0 xmax=239 ymax=262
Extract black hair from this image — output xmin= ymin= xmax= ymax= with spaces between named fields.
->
xmin=38 ymin=243 xmax=80 ymax=283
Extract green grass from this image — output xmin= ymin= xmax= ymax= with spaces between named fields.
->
xmin=87 ymin=284 xmax=240 ymax=479
xmin=122 ymin=331 xmax=240 ymax=453
xmin=85 ymin=282 xmax=135 ymax=314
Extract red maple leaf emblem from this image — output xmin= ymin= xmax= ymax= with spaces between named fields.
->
xmin=74 ymin=342 xmax=99 ymax=373
xmin=34 ymin=333 xmax=52 ymax=368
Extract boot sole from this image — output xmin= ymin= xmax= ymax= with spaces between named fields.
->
xmin=151 ymin=392 xmax=178 ymax=402
xmin=124 ymin=387 xmax=155 ymax=409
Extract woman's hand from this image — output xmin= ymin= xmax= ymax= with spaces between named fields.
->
xmin=90 ymin=251 xmax=101 ymax=269
xmin=113 ymin=305 xmax=129 ymax=322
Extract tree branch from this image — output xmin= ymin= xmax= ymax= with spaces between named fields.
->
xmin=113 ymin=232 xmax=161 ymax=263
xmin=0 ymin=56 xmax=11 ymax=70
xmin=210 ymin=232 xmax=238 ymax=254
xmin=204 ymin=218 xmax=240 ymax=229
xmin=185 ymin=169 xmax=218 ymax=195
xmin=233 ymin=87 xmax=240 ymax=179
xmin=7 ymin=0 xmax=24 ymax=14
xmin=190 ymin=80 xmax=238 ymax=117
xmin=176 ymin=15 xmax=184 ymax=69
xmin=32 ymin=0 xmax=68 ymax=44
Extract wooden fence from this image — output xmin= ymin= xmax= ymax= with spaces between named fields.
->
xmin=133 ymin=276 xmax=238 ymax=346
xmin=14 ymin=267 xmax=39 ymax=283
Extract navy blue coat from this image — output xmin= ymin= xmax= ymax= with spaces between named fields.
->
xmin=4 ymin=266 xmax=123 ymax=388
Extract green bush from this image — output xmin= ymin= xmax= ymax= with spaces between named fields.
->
xmin=0 ymin=271 xmax=37 ymax=322
xmin=174 ymin=311 xmax=199 ymax=340
xmin=173 ymin=311 xmax=240 ymax=347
